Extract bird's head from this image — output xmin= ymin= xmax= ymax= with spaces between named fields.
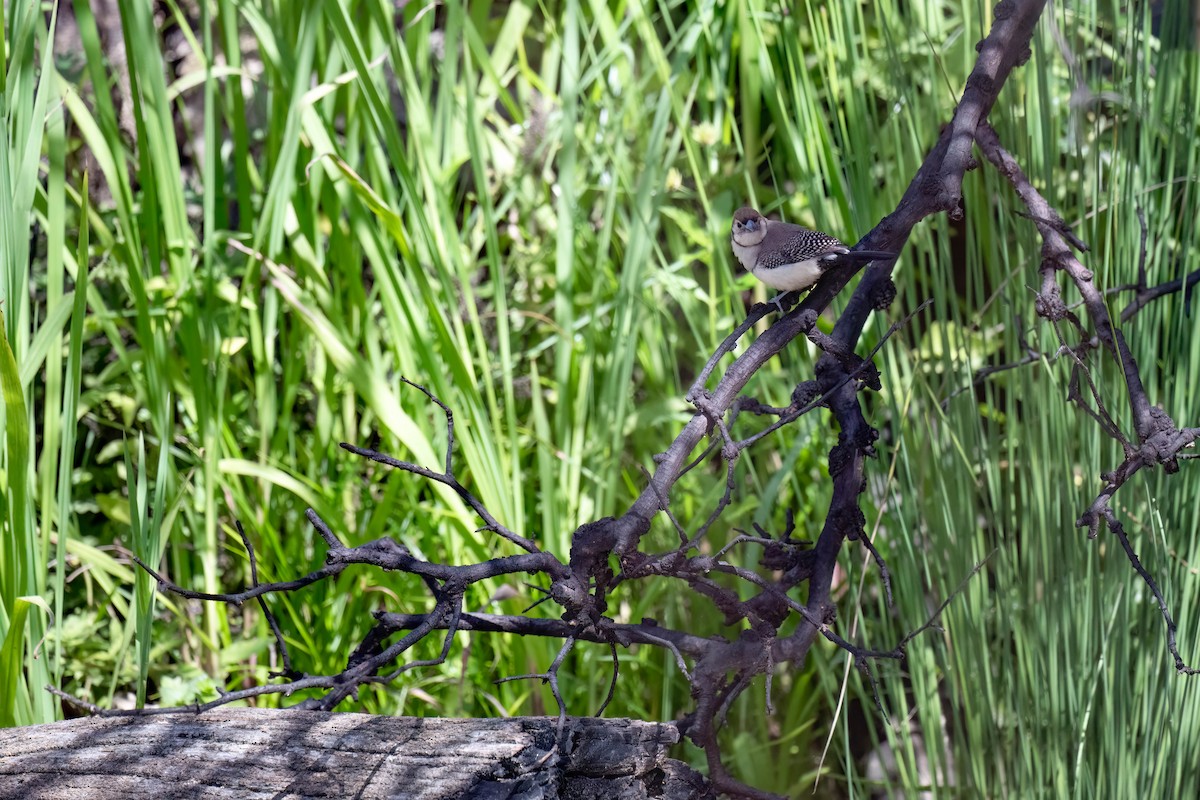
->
xmin=731 ymin=207 xmax=768 ymax=248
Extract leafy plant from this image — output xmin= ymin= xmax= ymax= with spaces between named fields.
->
xmin=3 ymin=0 xmax=1197 ymax=797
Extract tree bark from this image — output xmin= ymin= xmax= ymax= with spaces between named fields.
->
xmin=0 ymin=708 xmax=707 ymax=799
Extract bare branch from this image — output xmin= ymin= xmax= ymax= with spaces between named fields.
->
xmin=977 ymin=120 xmax=1200 ymax=672
xmin=342 ymin=379 xmax=538 ymax=554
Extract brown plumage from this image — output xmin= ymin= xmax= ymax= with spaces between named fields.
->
xmin=731 ymin=206 xmax=895 ymax=293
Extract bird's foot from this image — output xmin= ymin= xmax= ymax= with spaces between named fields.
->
xmin=768 ymin=292 xmax=797 ymax=316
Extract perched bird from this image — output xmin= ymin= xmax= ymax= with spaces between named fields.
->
xmin=730 ymin=206 xmax=895 ymax=302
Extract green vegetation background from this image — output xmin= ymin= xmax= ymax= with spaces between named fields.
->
xmin=2 ymin=0 xmax=1198 ymax=796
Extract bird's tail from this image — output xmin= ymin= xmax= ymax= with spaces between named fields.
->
xmin=844 ymin=250 xmax=897 ymax=261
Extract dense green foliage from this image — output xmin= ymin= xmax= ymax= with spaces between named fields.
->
xmin=2 ymin=0 xmax=1198 ymax=795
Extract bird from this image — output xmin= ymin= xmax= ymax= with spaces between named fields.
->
xmin=730 ymin=206 xmax=895 ymax=307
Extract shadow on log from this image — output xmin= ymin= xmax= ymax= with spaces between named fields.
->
xmin=0 ymin=708 xmax=707 ymax=799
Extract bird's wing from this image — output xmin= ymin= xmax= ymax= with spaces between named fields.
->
xmin=757 ymin=224 xmax=849 ymax=268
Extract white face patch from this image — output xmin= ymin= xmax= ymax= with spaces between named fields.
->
xmin=731 ymin=216 xmax=768 ymax=273
xmin=731 ymin=228 xmax=764 ymax=248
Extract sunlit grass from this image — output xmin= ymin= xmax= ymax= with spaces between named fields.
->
xmin=2 ymin=0 xmax=1197 ymax=796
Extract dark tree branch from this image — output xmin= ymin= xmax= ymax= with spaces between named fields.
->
xmin=1119 ymin=268 xmax=1200 ymax=324
xmin=975 ymin=121 xmax=1200 ymax=673
xmin=235 ymin=520 xmax=299 ymax=680
xmin=56 ymin=4 xmax=1133 ymax=798
xmin=342 ymin=378 xmax=538 ymax=554
xmin=975 ymin=123 xmax=1159 ymax=443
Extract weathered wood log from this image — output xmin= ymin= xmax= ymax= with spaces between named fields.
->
xmin=0 ymin=708 xmax=708 ymax=799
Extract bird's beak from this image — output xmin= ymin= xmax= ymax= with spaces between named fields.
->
xmin=742 ymin=219 xmax=758 ymax=233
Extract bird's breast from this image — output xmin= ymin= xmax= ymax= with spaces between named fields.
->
xmin=731 ymin=240 xmax=758 ymax=272
xmin=751 ymin=259 xmax=824 ymax=291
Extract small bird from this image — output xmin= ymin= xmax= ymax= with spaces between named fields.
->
xmin=730 ymin=206 xmax=895 ymax=303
